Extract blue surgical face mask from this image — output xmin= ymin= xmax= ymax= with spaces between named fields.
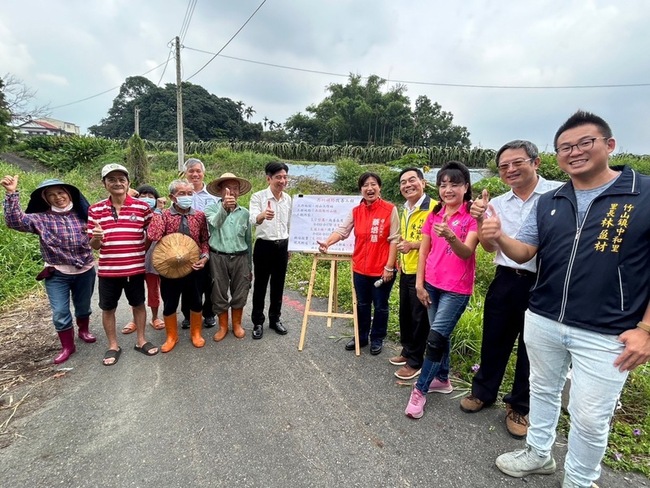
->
xmin=140 ymin=197 xmax=156 ymax=209
xmin=175 ymin=196 xmax=193 ymax=209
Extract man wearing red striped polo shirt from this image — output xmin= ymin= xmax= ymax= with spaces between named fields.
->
xmin=88 ymin=164 xmax=159 ymax=366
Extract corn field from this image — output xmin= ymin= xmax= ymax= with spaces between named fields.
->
xmin=118 ymin=139 xmax=495 ymax=168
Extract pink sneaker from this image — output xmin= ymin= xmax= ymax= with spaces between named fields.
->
xmin=428 ymin=378 xmax=453 ymax=394
xmin=405 ymin=387 xmax=426 ymax=419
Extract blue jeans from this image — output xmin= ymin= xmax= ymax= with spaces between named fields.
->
xmin=44 ymin=268 xmax=96 ymax=332
xmin=523 ymin=310 xmax=628 ymax=487
xmin=353 ymin=272 xmax=395 ymax=344
xmin=415 ymin=283 xmax=470 ymax=394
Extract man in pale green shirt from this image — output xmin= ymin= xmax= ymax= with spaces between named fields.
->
xmin=204 ymin=173 xmax=253 ymax=342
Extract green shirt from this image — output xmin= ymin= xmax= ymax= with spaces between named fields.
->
xmin=204 ymin=202 xmax=252 ymax=269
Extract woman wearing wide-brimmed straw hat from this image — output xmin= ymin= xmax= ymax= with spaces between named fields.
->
xmin=204 ymin=173 xmax=253 ymax=341
xmin=1 ymin=174 xmax=97 ymax=364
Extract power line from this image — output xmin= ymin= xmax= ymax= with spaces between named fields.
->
xmin=50 ymin=60 xmax=170 ymax=110
xmin=157 ymin=41 xmax=176 ymax=86
xmin=179 ymin=0 xmax=198 ymax=43
xmin=183 ymin=46 xmax=650 ymax=90
xmin=185 ymin=0 xmax=268 ymax=81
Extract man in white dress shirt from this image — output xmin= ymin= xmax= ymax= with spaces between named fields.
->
xmin=249 ymin=161 xmax=292 ymax=339
xmin=461 ymin=140 xmax=561 ymax=439
xmin=181 ymin=158 xmax=219 ymax=329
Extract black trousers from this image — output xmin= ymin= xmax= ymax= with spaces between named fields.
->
xmin=161 ymin=272 xmax=202 ymax=317
xmin=471 ymin=266 xmax=535 ymax=415
xmin=398 ymin=273 xmax=430 ymax=369
xmin=251 ymin=238 xmax=289 ymax=326
xmin=181 ymin=265 xmax=213 ymax=320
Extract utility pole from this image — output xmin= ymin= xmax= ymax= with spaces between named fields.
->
xmin=175 ymin=36 xmax=185 ymax=172
xmin=134 ymin=106 xmax=140 ymax=136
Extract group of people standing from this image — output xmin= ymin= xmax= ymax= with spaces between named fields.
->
xmin=318 ymin=110 xmax=650 ymax=488
xmin=3 ymin=110 xmax=649 ymax=488
xmin=2 ymin=159 xmax=294 ymax=366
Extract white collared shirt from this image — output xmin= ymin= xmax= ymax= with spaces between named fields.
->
xmin=249 ymin=187 xmax=292 ymax=240
xmin=491 ymin=176 xmax=562 ymax=272
xmin=192 ymin=183 xmax=218 ymax=211
xmin=404 ymin=193 xmax=426 ymax=216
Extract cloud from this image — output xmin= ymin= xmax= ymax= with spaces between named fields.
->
xmin=36 ymin=73 xmax=69 ymax=86
xmin=1 ymin=0 xmax=649 ymax=153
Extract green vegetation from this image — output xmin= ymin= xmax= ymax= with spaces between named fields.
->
xmin=1 ymin=144 xmax=649 ymax=477
xmin=88 ymin=76 xmax=262 ymax=141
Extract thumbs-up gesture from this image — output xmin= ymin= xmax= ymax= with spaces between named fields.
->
xmin=470 ymin=189 xmax=490 ymax=221
xmin=263 ymin=200 xmax=275 ymax=220
xmin=1 ymin=175 xmax=19 ymax=193
xmin=480 ymin=204 xmax=502 ymax=243
xmin=222 ymin=187 xmax=236 ymax=211
xmin=92 ymin=222 xmax=104 ymax=241
xmin=434 ymin=214 xmax=455 ymax=241
xmin=396 ymin=236 xmax=410 ymax=254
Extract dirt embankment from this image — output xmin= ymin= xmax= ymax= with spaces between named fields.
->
xmin=0 ymin=152 xmax=49 ymax=173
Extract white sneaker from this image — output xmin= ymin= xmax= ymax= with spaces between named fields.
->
xmin=496 ymin=445 xmax=556 ymax=478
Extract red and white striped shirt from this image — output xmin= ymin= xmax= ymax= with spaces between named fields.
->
xmin=88 ymin=195 xmax=152 ymax=277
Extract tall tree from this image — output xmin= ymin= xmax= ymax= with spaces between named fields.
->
xmin=126 ymin=133 xmax=149 ymax=188
xmin=0 ymin=78 xmax=14 ymax=148
xmin=284 ymin=74 xmax=470 ymax=148
xmin=409 ymin=95 xmax=470 ymax=147
xmin=1 ymin=73 xmax=50 ymax=122
xmin=89 ymin=78 xmax=261 ymax=141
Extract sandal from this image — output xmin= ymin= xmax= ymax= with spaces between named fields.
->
xmin=121 ymin=322 xmax=137 ymax=334
xmin=103 ymin=347 xmax=122 ymax=366
xmin=134 ymin=341 xmax=159 ymax=356
xmin=150 ymin=318 xmax=165 ymax=330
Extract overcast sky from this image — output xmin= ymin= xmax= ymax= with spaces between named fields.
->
xmin=2 ymin=0 xmax=650 ymax=154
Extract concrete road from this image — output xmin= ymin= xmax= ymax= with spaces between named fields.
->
xmin=0 ymin=288 xmax=646 ymax=488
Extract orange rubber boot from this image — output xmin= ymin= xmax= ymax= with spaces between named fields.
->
xmin=232 ymin=308 xmax=245 ymax=339
xmin=161 ymin=314 xmax=179 ymax=353
xmin=213 ymin=312 xmax=229 ymax=342
xmin=190 ymin=311 xmax=206 ymax=348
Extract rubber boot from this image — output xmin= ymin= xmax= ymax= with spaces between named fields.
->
xmin=232 ymin=308 xmax=245 ymax=339
xmin=54 ymin=328 xmax=76 ymax=364
xmin=190 ymin=311 xmax=205 ymax=348
xmin=213 ymin=312 xmax=229 ymax=342
xmin=161 ymin=314 xmax=179 ymax=353
xmin=76 ymin=316 xmax=96 ymax=343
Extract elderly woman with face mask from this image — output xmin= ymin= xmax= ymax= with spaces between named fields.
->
xmin=147 ymin=179 xmax=210 ymax=352
xmin=2 ymin=175 xmax=97 ymax=364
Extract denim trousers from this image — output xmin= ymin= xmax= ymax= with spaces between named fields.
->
xmin=415 ymin=283 xmax=469 ymax=394
xmin=524 ymin=310 xmax=629 ymax=487
xmin=44 ymin=267 xmax=96 ymax=332
xmin=353 ymin=272 xmax=395 ymax=344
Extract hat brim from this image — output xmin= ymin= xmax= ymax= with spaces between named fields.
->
xmin=152 ymin=233 xmax=200 ymax=279
xmin=206 ymin=177 xmax=252 ymax=197
xmin=25 ymin=181 xmax=90 ymax=221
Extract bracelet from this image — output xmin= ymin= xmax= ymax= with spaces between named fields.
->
xmin=384 ymin=266 xmax=395 ymax=272
xmin=638 ymin=321 xmax=650 ymax=333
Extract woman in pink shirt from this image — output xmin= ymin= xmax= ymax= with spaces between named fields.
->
xmin=404 ymin=161 xmax=480 ymax=419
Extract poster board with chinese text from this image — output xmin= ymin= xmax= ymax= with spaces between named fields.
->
xmin=288 ymin=195 xmax=358 ymax=255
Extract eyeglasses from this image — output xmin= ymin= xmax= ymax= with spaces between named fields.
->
xmin=555 ymin=137 xmax=608 ymax=156
xmin=497 ymin=158 xmax=533 ymax=173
